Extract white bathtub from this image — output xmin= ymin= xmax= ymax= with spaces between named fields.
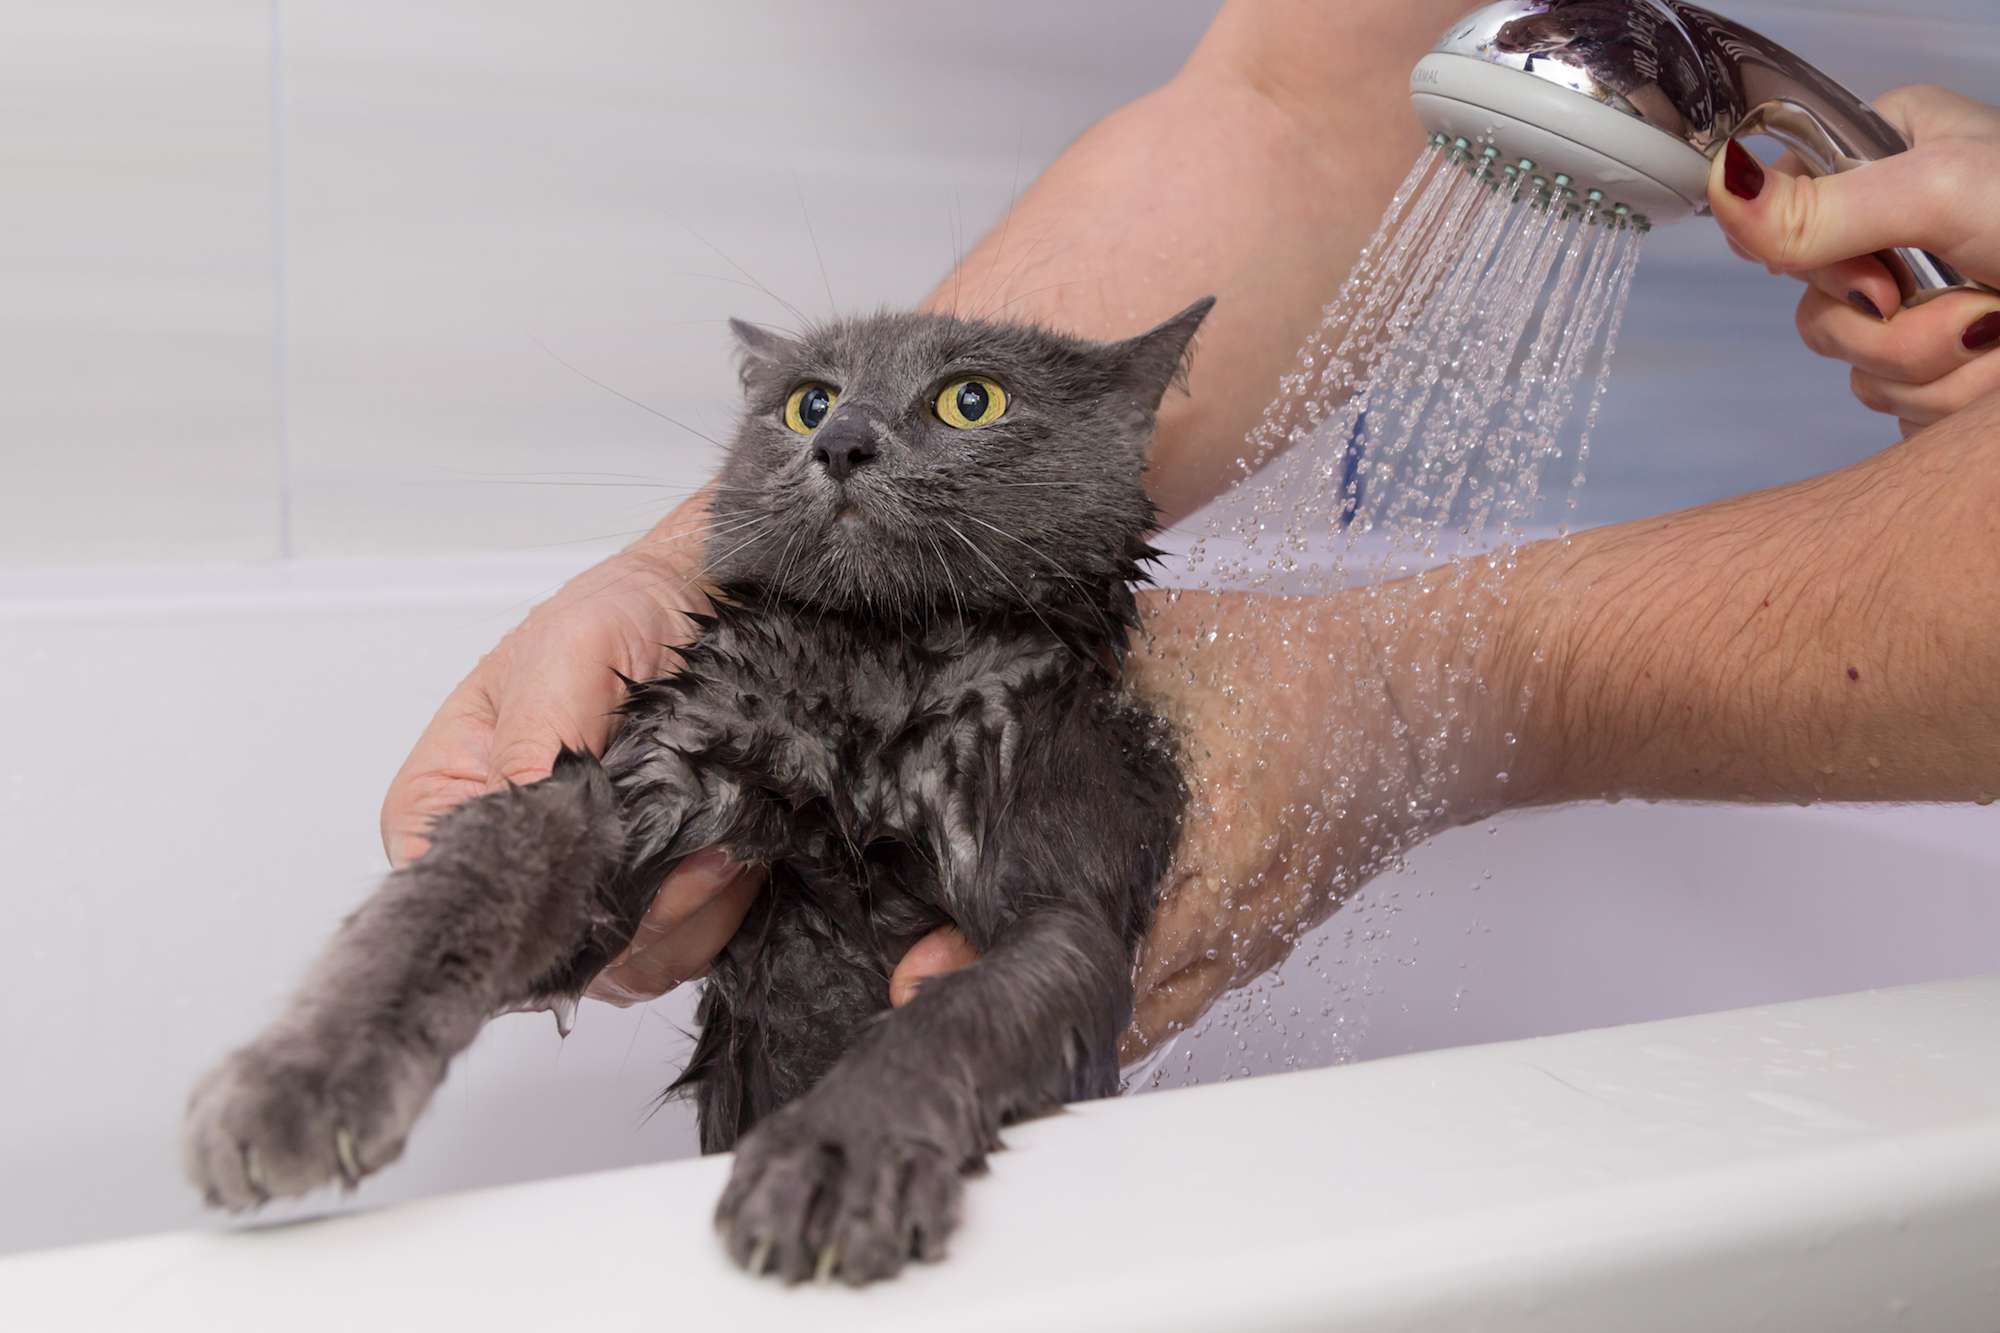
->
xmin=3 ymin=551 xmax=1996 ymax=1267
xmin=5 ymin=976 xmax=1999 ymax=1332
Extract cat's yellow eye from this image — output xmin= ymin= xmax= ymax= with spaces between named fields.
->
xmin=935 ymin=376 xmax=1007 ymax=430
xmin=784 ymin=383 xmax=837 ymax=435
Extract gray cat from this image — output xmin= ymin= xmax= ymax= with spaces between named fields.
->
xmin=182 ymin=296 xmax=1213 ymax=1284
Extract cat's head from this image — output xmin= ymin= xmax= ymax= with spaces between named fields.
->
xmin=705 ymin=298 xmax=1213 ymax=618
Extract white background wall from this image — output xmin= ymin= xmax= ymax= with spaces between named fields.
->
xmin=3 ymin=1 xmax=1995 ymax=569
xmin=2 ymin=0 xmax=1210 ymax=564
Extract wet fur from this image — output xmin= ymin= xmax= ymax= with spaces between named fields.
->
xmin=182 ymin=297 xmax=1213 ymax=1283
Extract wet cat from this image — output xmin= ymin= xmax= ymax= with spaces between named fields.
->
xmin=182 ymin=295 xmax=1213 ymax=1284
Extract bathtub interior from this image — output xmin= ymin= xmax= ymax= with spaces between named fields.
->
xmin=10 ymin=976 xmax=2000 ymax=1333
xmin=6 ymin=0 xmax=2000 ymax=1268
xmin=3 ymin=556 xmax=1997 ymax=1258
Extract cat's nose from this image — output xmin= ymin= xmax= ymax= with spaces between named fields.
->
xmin=811 ymin=422 xmax=878 ymax=482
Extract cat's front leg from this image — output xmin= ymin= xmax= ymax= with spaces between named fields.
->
xmin=715 ymin=905 xmax=1130 ymax=1284
xmin=183 ymin=749 xmax=637 ymax=1209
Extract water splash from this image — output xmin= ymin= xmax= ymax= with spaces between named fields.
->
xmin=1143 ymin=139 xmax=1646 ymax=1089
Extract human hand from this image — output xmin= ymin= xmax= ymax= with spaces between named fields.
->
xmin=1707 ymin=85 xmax=2000 ymax=433
xmin=379 ymin=490 xmax=763 ymax=1005
xmin=888 ymin=577 xmax=1520 ymax=1063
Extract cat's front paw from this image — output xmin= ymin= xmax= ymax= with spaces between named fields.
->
xmin=182 ymin=1033 xmax=442 ymax=1210
xmin=716 ymin=1103 xmax=967 ymax=1285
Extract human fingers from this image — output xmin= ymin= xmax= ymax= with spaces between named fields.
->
xmin=586 ymin=851 xmax=765 ymax=1005
xmin=380 ymin=672 xmax=502 ymax=867
xmin=1796 ymin=285 xmax=2000 ymax=386
xmin=1850 ymin=347 xmax=2000 ymax=428
xmin=1709 ymin=136 xmax=2000 ymax=287
xmin=887 ymin=926 xmax=980 ymax=1008
xmin=1874 ymin=84 xmax=2000 ymax=146
xmin=477 ymin=620 xmax=632 ymax=793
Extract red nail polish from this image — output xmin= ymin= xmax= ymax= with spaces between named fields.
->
xmin=1964 ymin=311 xmax=2000 ymax=353
xmin=1723 ymin=139 xmax=1765 ymax=201
xmin=1846 ymin=291 xmax=1884 ymax=321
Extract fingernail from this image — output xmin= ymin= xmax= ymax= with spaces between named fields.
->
xmin=585 ymin=978 xmax=643 ymax=1007
xmin=1723 ymin=139 xmax=1765 ymax=201
xmin=1846 ymin=291 xmax=1885 ymax=321
xmin=1963 ymin=311 xmax=2000 ymax=353
xmin=674 ymin=846 xmax=736 ymax=886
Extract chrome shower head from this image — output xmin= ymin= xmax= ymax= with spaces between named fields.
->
xmin=1411 ymin=0 xmax=1985 ymax=304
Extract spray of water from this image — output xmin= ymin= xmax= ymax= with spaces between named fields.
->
xmin=1138 ymin=138 xmax=1646 ymax=1088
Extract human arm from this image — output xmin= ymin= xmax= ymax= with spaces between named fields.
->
xmin=1107 ymin=384 xmax=2000 ymax=1054
xmin=928 ymin=0 xmax=1473 ymax=521
xmin=1507 ymin=389 xmax=2000 ymax=809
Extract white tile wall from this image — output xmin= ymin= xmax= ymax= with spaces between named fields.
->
xmin=0 ymin=4 xmax=278 ymax=564
xmin=2 ymin=1 xmax=1997 ymax=565
xmin=277 ymin=0 xmax=1212 ymax=557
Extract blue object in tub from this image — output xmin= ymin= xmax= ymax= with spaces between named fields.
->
xmin=1340 ymin=409 xmax=1367 ymax=527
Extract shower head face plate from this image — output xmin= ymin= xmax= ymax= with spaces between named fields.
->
xmin=1412 ymin=55 xmax=1709 ymax=221
xmin=1410 ymin=1 xmax=1720 ymax=223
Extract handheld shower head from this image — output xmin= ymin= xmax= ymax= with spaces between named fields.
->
xmin=1411 ymin=0 xmax=1987 ymax=305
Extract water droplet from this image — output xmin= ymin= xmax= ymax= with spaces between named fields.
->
xmin=1156 ymin=139 xmax=1644 ymax=1091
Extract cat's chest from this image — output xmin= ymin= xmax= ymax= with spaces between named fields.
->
xmin=656 ymin=610 xmax=1078 ymax=834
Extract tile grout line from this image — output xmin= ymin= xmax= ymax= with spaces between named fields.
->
xmin=271 ymin=0 xmax=294 ymax=561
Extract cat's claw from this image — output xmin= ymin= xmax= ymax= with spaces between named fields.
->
xmin=240 ymin=1147 xmax=269 ymax=1205
xmin=717 ymin=1108 xmax=963 ymax=1285
xmin=334 ymin=1126 xmax=362 ymax=1187
xmin=183 ymin=1037 xmax=441 ymax=1211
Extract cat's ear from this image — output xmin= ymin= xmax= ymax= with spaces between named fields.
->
xmin=728 ymin=318 xmax=799 ymax=389
xmin=1111 ymin=296 xmax=1216 ymax=412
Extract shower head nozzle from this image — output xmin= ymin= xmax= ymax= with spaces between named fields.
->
xmin=1410 ymin=0 xmax=1987 ymax=302
xmin=1411 ymin=0 xmax=1727 ymax=224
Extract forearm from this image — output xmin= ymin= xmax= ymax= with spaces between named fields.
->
xmin=922 ymin=0 xmax=1466 ymax=523
xmin=1190 ymin=396 xmax=2000 ymax=853
xmin=1507 ymin=396 xmax=2000 ymax=807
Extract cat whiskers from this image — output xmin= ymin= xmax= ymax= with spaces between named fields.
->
xmin=687 ymin=230 xmax=813 ymax=330
xmin=503 ymin=512 xmax=767 ymax=631
xmin=624 ymin=510 xmax=777 ymax=565
xmin=940 ymin=518 xmax=1077 ymax=661
xmin=959 ymin=513 xmax=1089 ymax=589
xmin=958 ymin=513 xmax=1118 ymax=641
xmin=871 ymin=495 xmax=960 ymax=634
xmin=793 ymin=171 xmax=837 ymax=318
xmin=962 ymin=125 xmax=1027 ymax=325
xmin=532 ymin=338 xmax=727 ymax=451
xmin=702 ymin=514 xmax=783 ymax=576
xmin=968 ymin=225 xmax=1060 ymax=325
xmin=764 ymin=520 xmax=810 ymax=611
xmin=991 ymin=279 xmax=1092 ymax=320
xmin=922 ymin=529 xmax=970 ymax=638
xmin=418 ymin=478 xmax=707 ymax=492
xmin=892 ymin=508 xmax=932 ymax=626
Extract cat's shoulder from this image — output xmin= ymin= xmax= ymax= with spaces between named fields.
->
xmin=643 ymin=596 xmax=1089 ymax=708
